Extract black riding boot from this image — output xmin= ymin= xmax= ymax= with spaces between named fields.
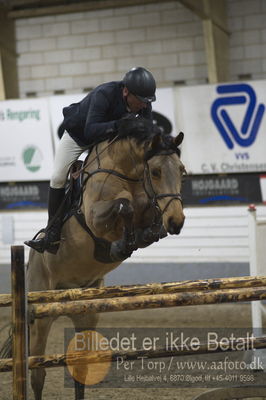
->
xmin=25 ymin=187 xmax=65 ymax=254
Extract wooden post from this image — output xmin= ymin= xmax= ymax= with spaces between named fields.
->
xmin=11 ymin=246 xmax=28 ymax=400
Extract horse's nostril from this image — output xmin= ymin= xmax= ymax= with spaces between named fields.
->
xmin=168 ymin=218 xmax=184 ymax=235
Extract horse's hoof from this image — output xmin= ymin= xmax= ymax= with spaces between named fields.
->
xmin=159 ymin=227 xmax=167 ymax=239
xmin=142 ymin=229 xmax=157 ymax=243
xmin=110 ymin=242 xmax=132 ymax=262
xmin=126 ymin=241 xmax=138 ymax=251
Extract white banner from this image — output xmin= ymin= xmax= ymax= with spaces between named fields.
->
xmin=48 ymin=88 xmax=178 ymax=150
xmin=48 ymin=93 xmax=84 ymax=149
xmin=176 ymin=81 xmax=266 ymax=174
xmin=0 ymin=98 xmax=54 ymax=182
xmin=152 ymin=87 xmax=178 ymax=135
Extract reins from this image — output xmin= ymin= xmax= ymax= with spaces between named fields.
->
xmin=84 ymin=167 xmax=141 ymax=183
xmin=71 ymin=135 xmax=143 ymax=183
xmin=71 ymin=135 xmax=119 ymax=180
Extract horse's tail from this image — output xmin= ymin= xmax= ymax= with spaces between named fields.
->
xmin=0 ymin=324 xmax=12 ymax=358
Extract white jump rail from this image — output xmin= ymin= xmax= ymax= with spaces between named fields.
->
xmin=248 ymin=205 xmax=266 ymax=334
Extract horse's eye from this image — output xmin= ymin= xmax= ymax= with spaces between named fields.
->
xmin=151 ymin=168 xmax=161 ymax=178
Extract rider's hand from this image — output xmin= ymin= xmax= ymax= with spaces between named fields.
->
xmin=115 ymin=114 xmax=136 ymax=136
xmin=116 ymin=114 xmax=153 ymax=139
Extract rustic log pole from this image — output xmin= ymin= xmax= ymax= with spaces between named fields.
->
xmin=2 ymin=275 xmax=266 ymax=307
xmin=1 ymin=335 xmax=266 ymax=373
xmin=11 ymin=246 xmax=28 ymax=400
xmin=31 ymin=286 xmax=266 ymax=320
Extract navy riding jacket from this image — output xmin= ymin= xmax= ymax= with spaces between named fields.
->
xmin=62 ymin=81 xmax=152 ymax=147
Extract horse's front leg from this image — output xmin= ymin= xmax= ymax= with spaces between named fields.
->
xmin=109 ymin=197 xmax=138 ymax=261
xmin=90 ymin=194 xmax=137 ymax=262
xmin=134 ymin=206 xmax=167 ymax=248
xmin=135 ymin=224 xmax=167 ymax=248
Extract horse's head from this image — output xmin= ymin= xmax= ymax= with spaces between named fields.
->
xmin=108 ymin=115 xmax=186 ymax=236
xmin=143 ymin=131 xmax=186 ymax=235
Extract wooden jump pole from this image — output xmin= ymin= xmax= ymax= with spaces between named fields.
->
xmin=11 ymin=245 xmax=28 ymax=400
xmin=1 ymin=335 xmax=266 ymax=373
xmin=31 ymin=285 xmax=266 ymax=320
xmin=1 ymin=275 xmax=266 ymax=307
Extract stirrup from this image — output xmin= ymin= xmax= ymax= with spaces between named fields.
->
xmin=24 ymin=238 xmax=46 ymax=253
xmin=24 ymin=234 xmax=61 ymax=255
xmin=24 ymin=238 xmax=61 ymax=255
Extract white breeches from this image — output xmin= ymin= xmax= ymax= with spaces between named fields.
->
xmin=50 ymin=132 xmax=88 ymax=189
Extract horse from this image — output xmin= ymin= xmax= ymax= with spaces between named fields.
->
xmin=7 ymin=117 xmax=186 ymax=399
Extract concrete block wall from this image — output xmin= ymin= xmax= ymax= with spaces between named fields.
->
xmin=15 ymin=0 xmax=266 ymax=98
xmin=15 ymin=1 xmax=206 ymax=98
xmin=228 ymin=0 xmax=266 ymax=81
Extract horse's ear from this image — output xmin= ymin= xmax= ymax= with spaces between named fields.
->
xmin=174 ymin=132 xmax=184 ymax=147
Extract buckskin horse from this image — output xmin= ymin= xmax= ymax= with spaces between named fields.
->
xmin=6 ymin=117 xmax=186 ymax=399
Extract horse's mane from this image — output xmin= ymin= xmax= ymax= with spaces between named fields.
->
xmin=114 ymin=115 xmax=181 ymax=157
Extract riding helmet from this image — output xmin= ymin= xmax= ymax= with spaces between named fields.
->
xmin=123 ymin=67 xmax=156 ymax=103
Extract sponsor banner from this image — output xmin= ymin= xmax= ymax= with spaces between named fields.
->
xmin=0 ymin=181 xmax=49 ymax=209
xmin=176 ymin=81 xmax=266 ymax=174
xmin=151 ymin=87 xmax=178 ymax=135
xmin=48 ymin=88 xmax=178 ymax=150
xmin=48 ymin=93 xmax=84 ymax=148
xmin=0 ymin=98 xmax=54 ymax=182
xmin=182 ymin=173 xmax=262 ymax=205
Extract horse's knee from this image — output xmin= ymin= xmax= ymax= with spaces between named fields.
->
xmin=114 ymin=198 xmax=134 ymax=218
xmin=94 ymin=198 xmax=133 ymax=226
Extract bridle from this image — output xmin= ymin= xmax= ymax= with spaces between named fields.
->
xmin=82 ymin=142 xmax=183 ymax=223
xmin=143 ymin=153 xmax=183 ymax=216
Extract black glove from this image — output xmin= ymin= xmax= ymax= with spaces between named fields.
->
xmin=115 ymin=114 xmax=149 ymax=138
xmin=152 ymin=122 xmax=165 ymax=136
xmin=115 ymin=114 xmax=137 ymax=137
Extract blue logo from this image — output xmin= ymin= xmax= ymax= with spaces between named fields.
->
xmin=211 ymin=83 xmax=265 ymax=149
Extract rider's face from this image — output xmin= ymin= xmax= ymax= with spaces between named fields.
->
xmin=123 ymin=87 xmax=148 ymax=113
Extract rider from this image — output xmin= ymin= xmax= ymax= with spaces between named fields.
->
xmin=25 ymin=67 xmax=156 ymax=254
